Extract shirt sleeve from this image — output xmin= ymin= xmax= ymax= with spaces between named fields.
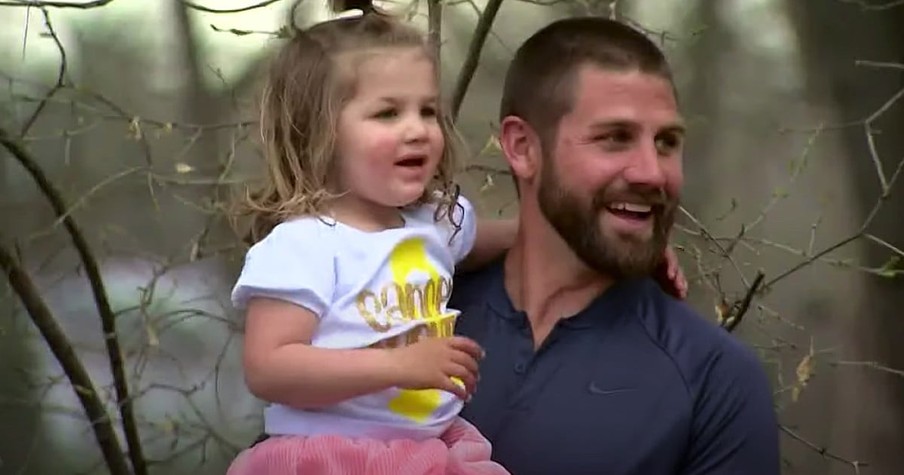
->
xmin=680 ymin=340 xmax=781 ymax=475
xmin=230 ymin=221 xmax=336 ymax=317
xmin=448 ymin=193 xmax=478 ymax=264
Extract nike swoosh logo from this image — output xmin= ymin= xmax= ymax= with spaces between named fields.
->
xmin=588 ymin=382 xmax=637 ymax=396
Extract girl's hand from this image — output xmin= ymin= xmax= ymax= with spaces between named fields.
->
xmin=655 ymin=245 xmax=688 ymax=300
xmin=388 ymin=336 xmax=484 ymax=400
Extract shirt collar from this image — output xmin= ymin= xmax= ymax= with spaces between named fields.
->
xmin=485 ymin=258 xmax=651 ymax=330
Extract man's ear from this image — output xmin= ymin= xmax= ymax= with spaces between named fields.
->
xmin=498 ymin=116 xmax=541 ymax=183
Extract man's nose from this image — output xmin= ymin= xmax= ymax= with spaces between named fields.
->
xmin=623 ymin=142 xmax=667 ymax=190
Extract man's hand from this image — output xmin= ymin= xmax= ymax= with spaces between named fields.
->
xmin=655 ymin=245 xmax=688 ymax=300
xmin=387 ymin=336 xmax=484 ymax=400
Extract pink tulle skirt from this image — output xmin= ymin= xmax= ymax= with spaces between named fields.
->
xmin=225 ymin=417 xmax=510 ymax=475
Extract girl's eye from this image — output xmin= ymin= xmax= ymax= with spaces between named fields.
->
xmin=374 ymin=108 xmax=398 ymax=119
xmin=421 ymin=106 xmax=437 ymax=117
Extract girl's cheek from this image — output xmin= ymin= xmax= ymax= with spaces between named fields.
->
xmin=368 ymin=132 xmax=402 ymax=159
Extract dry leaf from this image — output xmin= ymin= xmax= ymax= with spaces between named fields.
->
xmin=128 ymin=116 xmax=142 ymax=140
xmin=796 ymin=353 xmax=814 ymax=385
xmin=792 ymin=353 xmax=815 ymax=403
xmin=715 ymin=300 xmax=730 ymax=325
xmin=479 ymin=135 xmax=502 ymax=156
xmin=479 ymin=174 xmax=495 ymax=193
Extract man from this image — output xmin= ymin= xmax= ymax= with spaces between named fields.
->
xmin=451 ymin=17 xmax=781 ymax=475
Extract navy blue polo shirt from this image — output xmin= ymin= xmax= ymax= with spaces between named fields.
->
xmin=451 ymin=260 xmax=780 ymax=475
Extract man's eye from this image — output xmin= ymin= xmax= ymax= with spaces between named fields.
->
xmin=595 ymin=130 xmax=632 ymax=146
xmin=655 ymin=133 xmax=683 ymax=154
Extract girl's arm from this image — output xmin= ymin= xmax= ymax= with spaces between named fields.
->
xmin=458 ymin=217 xmax=518 ymax=272
xmin=242 ymin=297 xmax=400 ymax=409
xmin=242 ymin=297 xmax=483 ymax=409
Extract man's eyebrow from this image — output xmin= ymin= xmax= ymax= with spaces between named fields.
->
xmin=587 ymin=120 xmax=686 ymax=133
xmin=590 ymin=119 xmax=634 ymax=128
xmin=660 ymin=123 xmax=686 ymax=135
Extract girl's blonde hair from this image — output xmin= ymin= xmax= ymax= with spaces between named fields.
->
xmin=237 ymin=1 xmax=465 ymax=244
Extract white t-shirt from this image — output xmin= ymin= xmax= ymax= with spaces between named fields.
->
xmin=231 ymin=195 xmax=478 ymax=441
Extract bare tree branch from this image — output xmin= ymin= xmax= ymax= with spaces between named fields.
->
xmin=426 ymin=0 xmax=442 ymax=65
xmin=20 ymin=7 xmax=68 ymax=137
xmin=0 ymin=238 xmax=131 ymax=475
xmin=839 ymin=0 xmax=904 ymax=11
xmin=780 ymin=425 xmax=867 ymax=473
xmin=0 ymin=127 xmax=147 ymax=475
xmin=0 ymin=0 xmax=115 ymax=8
xmin=855 ymin=60 xmax=904 ymax=71
xmin=451 ymin=0 xmax=504 ymax=120
xmin=181 ymin=0 xmax=283 ymax=14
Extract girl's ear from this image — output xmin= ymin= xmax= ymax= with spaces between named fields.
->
xmin=498 ymin=115 xmax=542 ymax=184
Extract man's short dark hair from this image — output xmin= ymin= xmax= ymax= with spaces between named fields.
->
xmin=500 ymin=17 xmax=674 ymax=148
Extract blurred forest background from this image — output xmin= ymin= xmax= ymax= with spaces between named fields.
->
xmin=0 ymin=0 xmax=902 ymax=474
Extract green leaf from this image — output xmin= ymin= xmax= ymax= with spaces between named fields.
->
xmin=876 ymin=255 xmax=903 ymax=278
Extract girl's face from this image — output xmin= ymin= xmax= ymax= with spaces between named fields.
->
xmin=333 ymin=47 xmax=444 ymax=224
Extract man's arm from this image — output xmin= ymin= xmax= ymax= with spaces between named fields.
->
xmin=681 ymin=340 xmax=781 ymax=474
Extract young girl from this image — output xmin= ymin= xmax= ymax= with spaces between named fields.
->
xmin=227 ymin=2 xmax=687 ymax=474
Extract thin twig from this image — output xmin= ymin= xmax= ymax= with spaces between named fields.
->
xmin=863 ymin=86 xmax=904 ymax=193
xmin=722 ymin=270 xmax=765 ymax=333
xmin=744 ymin=124 xmax=823 ymax=234
xmin=181 ymin=0 xmax=283 ymax=14
xmin=765 ymin=153 xmax=904 ymax=288
xmin=0 ymin=239 xmax=131 ymax=475
xmin=678 ymin=206 xmax=750 ymax=287
xmin=863 ymin=233 xmax=904 ymax=258
xmin=855 ymin=60 xmax=904 ymax=70
xmin=839 ymin=0 xmax=904 ymax=11
xmin=780 ymin=424 xmax=866 ymax=473
xmin=832 ymin=360 xmax=904 ymax=378
xmin=20 ymin=7 xmax=67 ymax=137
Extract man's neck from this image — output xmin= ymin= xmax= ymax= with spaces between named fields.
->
xmin=504 ymin=204 xmax=613 ymax=346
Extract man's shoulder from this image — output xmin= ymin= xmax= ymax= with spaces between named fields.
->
xmin=628 ymin=283 xmax=779 ymax=473
xmin=628 ymin=280 xmax=765 ymax=390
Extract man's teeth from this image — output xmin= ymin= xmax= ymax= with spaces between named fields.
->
xmin=608 ymin=202 xmax=652 ymax=213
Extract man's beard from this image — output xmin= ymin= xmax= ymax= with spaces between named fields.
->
xmin=537 ymin=158 xmax=677 ymax=279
